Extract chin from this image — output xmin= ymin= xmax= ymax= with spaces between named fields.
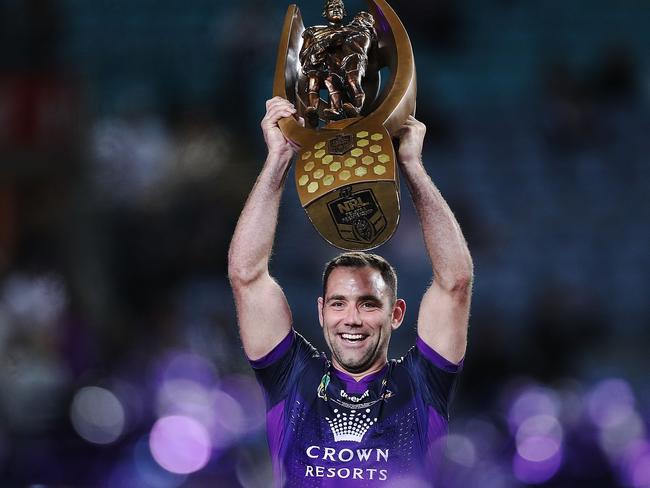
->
xmin=338 ymin=353 xmax=374 ymax=373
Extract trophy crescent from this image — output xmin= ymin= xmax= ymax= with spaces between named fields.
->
xmin=273 ymin=0 xmax=416 ymax=250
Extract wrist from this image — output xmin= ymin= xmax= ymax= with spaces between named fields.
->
xmin=398 ymin=155 xmax=424 ymax=168
xmin=267 ymin=148 xmax=294 ymax=164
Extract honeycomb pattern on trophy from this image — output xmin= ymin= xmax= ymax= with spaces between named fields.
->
xmin=297 ymin=131 xmax=393 ymax=198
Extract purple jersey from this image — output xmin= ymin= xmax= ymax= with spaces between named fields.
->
xmin=250 ymin=330 xmax=462 ymax=487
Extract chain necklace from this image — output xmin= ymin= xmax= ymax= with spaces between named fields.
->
xmin=317 ymin=362 xmax=394 ymax=410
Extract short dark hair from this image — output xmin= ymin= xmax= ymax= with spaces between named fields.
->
xmin=322 ymin=252 xmax=397 ymax=303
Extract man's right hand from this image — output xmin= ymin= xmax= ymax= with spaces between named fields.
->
xmin=261 ymin=97 xmax=303 ymax=160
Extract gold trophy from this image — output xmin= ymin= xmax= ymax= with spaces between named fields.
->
xmin=274 ymin=0 xmax=416 ymax=250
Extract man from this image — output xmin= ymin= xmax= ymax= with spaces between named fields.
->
xmin=299 ymin=0 xmax=376 ymax=125
xmin=228 ymin=97 xmax=473 ymax=486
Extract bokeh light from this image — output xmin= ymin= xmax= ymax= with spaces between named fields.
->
xmin=444 ymin=434 xmax=477 ymax=468
xmin=161 ymin=351 xmax=219 ymax=388
xmin=512 ymin=447 xmax=563 ymax=485
xmin=219 ymin=374 xmax=266 ymax=435
xmin=156 ymin=377 xmax=246 ymax=450
xmin=508 ymin=386 xmax=560 ymax=433
xmin=70 ymin=386 xmax=125 ymax=444
xmin=156 ymin=378 xmax=215 ymax=426
xmin=463 ymin=417 xmax=505 ymax=460
xmin=516 ymin=415 xmax=563 ymax=462
xmin=599 ymin=411 xmax=646 ymax=459
xmin=149 ymin=415 xmax=211 ymax=475
xmin=587 ymin=378 xmax=636 ymax=430
xmin=235 ymin=449 xmax=274 ymax=488
xmin=2 ymin=0 xmax=649 ymax=485
xmin=107 ymin=436 xmax=186 ymax=488
xmin=618 ymin=440 xmax=650 ymax=488
xmin=210 ymin=389 xmax=247 ymax=448
xmin=134 ymin=435 xmax=187 ymax=488
xmin=1 ymin=272 xmax=67 ymax=328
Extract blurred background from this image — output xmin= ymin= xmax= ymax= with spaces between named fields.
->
xmin=0 ymin=0 xmax=649 ymax=486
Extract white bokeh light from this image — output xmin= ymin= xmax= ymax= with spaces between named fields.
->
xmin=70 ymin=386 xmax=125 ymax=444
xmin=444 ymin=434 xmax=477 ymax=467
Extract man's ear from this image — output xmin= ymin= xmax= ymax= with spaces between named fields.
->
xmin=318 ymin=297 xmax=324 ymax=328
xmin=391 ymin=299 xmax=406 ymax=330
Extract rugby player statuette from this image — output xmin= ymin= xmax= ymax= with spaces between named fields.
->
xmin=273 ymin=0 xmax=416 ymax=250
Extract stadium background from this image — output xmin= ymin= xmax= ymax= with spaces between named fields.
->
xmin=0 ymin=0 xmax=649 ymax=486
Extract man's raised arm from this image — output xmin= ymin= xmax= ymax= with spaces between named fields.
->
xmin=228 ymin=97 xmax=301 ymax=360
xmin=396 ymin=117 xmax=474 ymax=364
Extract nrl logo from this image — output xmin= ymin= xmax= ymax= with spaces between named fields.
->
xmin=327 ymin=188 xmax=387 ymax=245
xmin=327 ymin=133 xmax=354 ymax=155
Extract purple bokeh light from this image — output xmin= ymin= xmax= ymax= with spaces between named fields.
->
xmin=149 ymin=415 xmax=212 ymax=475
xmin=463 ymin=417 xmax=505 ymax=461
xmin=618 ymin=440 xmax=650 ymax=487
xmin=156 ymin=378 xmax=215 ymax=424
xmin=516 ymin=415 xmax=563 ymax=462
xmin=512 ymin=447 xmax=563 ymax=484
xmin=587 ymin=378 xmax=636 ymax=429
xmin=161 ymin=351 xmax=219 ymax=388
xmin=508 ymin=386 xmax=559 ymax=434
xmin=513 ymin=411 xmax=564 ymax=484
xmin=219 ymin=374 xmax=266 ymax=435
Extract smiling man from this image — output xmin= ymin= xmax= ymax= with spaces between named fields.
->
xmin=228 ymin=97 xmax=473 ymax=486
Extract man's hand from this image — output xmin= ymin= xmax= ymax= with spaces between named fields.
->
xmin=395 ymin=115 xmax=426 ymax=166
xmin=261 ymin=97 xmax=303 ymax=160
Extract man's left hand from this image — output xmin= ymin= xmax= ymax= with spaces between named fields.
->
xmin=395 ymin=115 xmax=426 ymax=166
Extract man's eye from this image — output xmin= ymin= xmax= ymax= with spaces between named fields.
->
xmin=361 ymin=302 xmax=378 ymax=309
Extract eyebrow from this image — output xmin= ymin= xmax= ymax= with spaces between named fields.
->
xmin=325 ymin=294 xmax=382 ymax=304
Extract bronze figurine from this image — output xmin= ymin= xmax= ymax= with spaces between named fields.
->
xmin=300 ymin=0 xmax=377 ymax=127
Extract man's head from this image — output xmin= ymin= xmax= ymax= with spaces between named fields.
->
xmin=318 ymin=252 xmax=405 ymax=375
xmin=322 ymin=0 xmax=346 ymax=23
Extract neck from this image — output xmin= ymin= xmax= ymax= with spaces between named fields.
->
xmin=331 ymin=360 xmax=387 ymax=382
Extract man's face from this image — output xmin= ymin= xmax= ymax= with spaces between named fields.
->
xmin=318 ymin=266 xmax=405 ymax=374
xmin=324 ymin=2 xmax=345 ymax=23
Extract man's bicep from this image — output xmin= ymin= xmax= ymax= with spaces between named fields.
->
xmin=416 ymin=280 xmax=471 ymax=365
xmin=233 ymin=274 xmax=293 ymax=361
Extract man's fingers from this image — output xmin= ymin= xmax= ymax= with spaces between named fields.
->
xmin=262 ymin=104 xmax=296 ymax=127
xmin=265 ymin=96 xmax=290 ymax=110
xmin=265 ymin=97 xmax=294 ymax=113
xmin=266 ymin=106 xmax=295 ymax=122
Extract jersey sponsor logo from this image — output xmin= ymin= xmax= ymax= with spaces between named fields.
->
xmin=339 ymin=389 xmax=369 ymax=403
xmin=325 ymin=408 xmax=377 ymax=442
xmin=304 ymin=446 xmax=389 ymax=481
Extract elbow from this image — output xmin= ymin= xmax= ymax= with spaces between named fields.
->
xmin=450 ymin=272 xmax=473 ymax=296
xmin=227 ymin=253 xmax=265 ymax=289
xmin=445 ymin=263 xmax=474 ymax=301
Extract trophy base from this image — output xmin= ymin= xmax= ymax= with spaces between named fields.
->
xmin=295 ymin=125 xmax=400 ymax=250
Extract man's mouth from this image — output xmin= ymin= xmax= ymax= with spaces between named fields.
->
xmin=340 ymin=333 xmax=367 ymax=344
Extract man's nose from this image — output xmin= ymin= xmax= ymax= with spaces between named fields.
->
xmin=344 ymin=306 xmax=362 ymax=326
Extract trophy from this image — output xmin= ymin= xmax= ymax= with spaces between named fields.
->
xmin=273 ymin=0 xmax=416 ymax=250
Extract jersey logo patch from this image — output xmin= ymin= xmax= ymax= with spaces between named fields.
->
xmin=325 ymin=408 xmax=377 ymax=443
